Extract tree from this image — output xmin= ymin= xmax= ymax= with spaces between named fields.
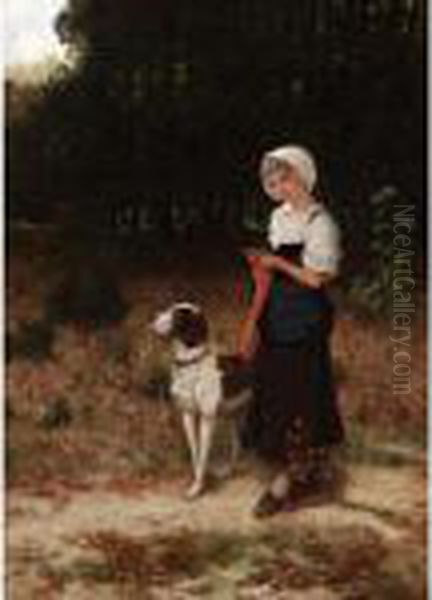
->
xmin=7 ymin=0 xmax=425 ymax=294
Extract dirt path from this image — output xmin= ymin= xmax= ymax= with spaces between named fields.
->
xmin=7 ymin=454 xmax=426 ymax=600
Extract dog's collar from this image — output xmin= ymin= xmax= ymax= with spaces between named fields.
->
xmin=173 ymin=347 xmax=209 ymax=368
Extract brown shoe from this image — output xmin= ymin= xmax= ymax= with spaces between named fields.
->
xmin=285 ymin=477 xmax=329 ymax=509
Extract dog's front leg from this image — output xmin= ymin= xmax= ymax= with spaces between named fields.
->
xmin=181 ymin=412 xmax=199 ymax=478
xmin=187 ymin=415 xmax=216 ymax=499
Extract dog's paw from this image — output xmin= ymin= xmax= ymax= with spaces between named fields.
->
xmin=185 ymin=480 xmax=205 ymax=500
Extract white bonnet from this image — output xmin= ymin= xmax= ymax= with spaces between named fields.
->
xmin=261 ymin=145 xmax=318 ymax=193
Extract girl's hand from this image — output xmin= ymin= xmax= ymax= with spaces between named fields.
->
xmin=251 ymin=253 xmax=282 ymax=271
xmin=243 ymin=247 xmax=278 ymax=269
xmin=243 ymin=248 xmax=267 ymax=268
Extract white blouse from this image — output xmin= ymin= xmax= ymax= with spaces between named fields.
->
xmin=268 ymin=202 xmax=342 ymax=275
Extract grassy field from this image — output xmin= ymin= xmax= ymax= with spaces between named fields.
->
xmin=6 ymin=232 xmax=427 ymax=599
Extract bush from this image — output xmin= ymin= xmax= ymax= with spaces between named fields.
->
xmin=344 ymin=186 xmax=416 ymax=317
xmin=8 ymin=320 xmax=55 ymax=363
xmin=39 ymin=397 xmax=73 ymax=430
xmin=45 ymin=267 xmax=128 ymax=330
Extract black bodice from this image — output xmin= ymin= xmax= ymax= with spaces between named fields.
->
xmin=258 ymin=243 xmax=333 ymax=344
xmin=274 ymin=243 xmax=304 ymax=262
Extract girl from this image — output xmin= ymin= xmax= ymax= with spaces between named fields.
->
xmin=238 ymin=145 xmax=345 ymax=518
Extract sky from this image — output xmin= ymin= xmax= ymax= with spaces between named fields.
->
xmin=5 ymin=0 xmax=67 ymax=67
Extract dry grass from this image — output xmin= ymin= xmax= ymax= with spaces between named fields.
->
xmin=30 ymin=528 xmax=253 ymax=598
xmin=6 ymin=240 xmax=426 ymax=490
xmin=20 ymin=523 xmax=426 ymax=599
xmin=249 ymin=526 xmax=387 ymax=594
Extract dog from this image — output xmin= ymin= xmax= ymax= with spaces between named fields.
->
xmin=150 ymin=302 xmax=252 ymax=498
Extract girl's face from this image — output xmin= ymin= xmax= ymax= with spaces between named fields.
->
xmin=263 ymin=165 xmax=306 ymax=204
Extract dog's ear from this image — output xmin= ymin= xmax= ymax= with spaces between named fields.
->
xmin=173 ymin=308 xmax=208 ymax=347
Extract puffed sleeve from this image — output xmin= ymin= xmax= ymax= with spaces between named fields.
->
xmin=302 ymin=211 xmax=342 ymax=275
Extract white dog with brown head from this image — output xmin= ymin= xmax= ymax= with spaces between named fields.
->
xmin=151 ymin=302 xmax=251 ymax=499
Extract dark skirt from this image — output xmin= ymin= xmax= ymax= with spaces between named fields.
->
xmin=240 ymin=242 xmax=344 ymax=466
xmin=241 ymin=329 xmax=344 ymax=464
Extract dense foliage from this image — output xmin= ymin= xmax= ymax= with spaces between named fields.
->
xmin=6 ymin=1 xmax=425 ymax=312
